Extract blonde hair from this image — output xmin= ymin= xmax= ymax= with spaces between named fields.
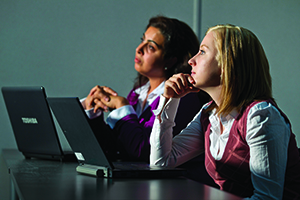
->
xmin=207 ymin=24 xmax=273 ymax=115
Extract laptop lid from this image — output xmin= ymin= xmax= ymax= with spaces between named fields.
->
xmin=47 ymin=97 xmax=185 ymax=178
xmin=1 ymin=86 xmax=74 ymax=161
xmin=46 ymin=97 xmax=114 ymax=168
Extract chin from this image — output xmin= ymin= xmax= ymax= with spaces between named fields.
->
xmin=134 ymin=64 xmax=141 ymax=72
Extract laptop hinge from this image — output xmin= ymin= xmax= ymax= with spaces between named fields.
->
xmin=76 ymin=164 xmax=111 ymax=178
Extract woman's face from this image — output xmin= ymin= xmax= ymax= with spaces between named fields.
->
xmin=134 ymin=26 xmax=166 ymax=79
xmin=188 ymin=31 xmax=221 ymax=92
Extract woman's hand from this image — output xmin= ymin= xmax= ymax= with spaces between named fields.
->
xmin=100 ymin=95 xmax=129 ymax=111
xmin=85 ymin=85 xmax=118 ymax=112
xmin=163 ymin=73 xmax=200 ymax=99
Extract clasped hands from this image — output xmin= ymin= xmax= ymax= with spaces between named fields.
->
xmin=85 ymin=85 xmax=129 ymax=113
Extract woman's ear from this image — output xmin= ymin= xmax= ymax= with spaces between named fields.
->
xmin=164 ymin=57 xmax=177 ymax=70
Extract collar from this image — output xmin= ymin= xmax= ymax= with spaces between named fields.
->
xmin=209 ymin=107 xmax=239 ymax=127
xmin=134 ymin=81 xmax=165 ymax=98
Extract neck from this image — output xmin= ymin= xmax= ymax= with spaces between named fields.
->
xmin=148 ymin=77 xmax=165 ymax=94
xmin=203 ymin=86 xmax=222 ymax=107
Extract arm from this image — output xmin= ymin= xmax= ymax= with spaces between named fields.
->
xmin=150 ymin=73 xmax=204 ymax=166
xmin=108 ymin=92 xmax=205 ymax=162
xmin=246 ymin=102 xmax=290 ymax=199
xmin=173 ymin=91 xmax=206 ymax=136
xmin=150 ymin=95 xmax=205 ymax=167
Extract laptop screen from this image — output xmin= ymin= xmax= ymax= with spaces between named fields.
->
xmin=47 ymin=97 xmax=113 ymax=168
xmin=2 ymin=86 xmax=64 ymax=158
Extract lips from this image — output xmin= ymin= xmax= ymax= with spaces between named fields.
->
xmin=135 ymin=57 xmax=141 ymax=63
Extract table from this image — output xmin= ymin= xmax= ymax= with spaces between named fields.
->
xmin=2 ymin=149 xmax=243 ymax=200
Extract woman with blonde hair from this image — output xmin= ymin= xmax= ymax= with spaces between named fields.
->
xmin=150 ymin=24 xmax=300 ymax=199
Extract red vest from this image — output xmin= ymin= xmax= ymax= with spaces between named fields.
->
xmin=201 ymin=100 xmax=300 ymax=199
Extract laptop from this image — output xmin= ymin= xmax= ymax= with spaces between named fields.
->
xmin=47 ymin=97 xmax=186 ymax=178
xmin=1 ymin=86 xmax=76 ymax=161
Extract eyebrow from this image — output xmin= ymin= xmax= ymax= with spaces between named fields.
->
xmin=200 ymin=44 xmax=209 ymax=49
xmin=143 ymin=33 xmax=163 ymax=49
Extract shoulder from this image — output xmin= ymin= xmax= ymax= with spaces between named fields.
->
xmin=246 ymin=101 xmax=289 ymax=132
xmin=245 ymin=101 xmax=291 ymax=146
xmin=248 ymin=101 xmax=279 ymax=117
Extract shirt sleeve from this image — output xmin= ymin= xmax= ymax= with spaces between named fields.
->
xmin=80 ymin=97 xmax=103 ymax=119
xmin=246 ymin=102 xmax=290 ymax=200
xmin=106 ymin=105 xmax=136 ymax=129
xmin=150 ymin=95 xmax=204 ymax=167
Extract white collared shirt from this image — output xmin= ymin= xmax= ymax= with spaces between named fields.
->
xmin=150 ymin=96 xmax=291 ymax=199
xmin=133 ymin=81 xmax=165 ymax=117
xmin=209 ymin=108 xmax=238 ymax=160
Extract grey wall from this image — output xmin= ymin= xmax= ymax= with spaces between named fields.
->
xmin=1 ymin=0 xmax=300 ymax=199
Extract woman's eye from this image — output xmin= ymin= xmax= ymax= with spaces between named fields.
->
xmin=139 ymin=37 xmax=155 ymax=51
xmin=148 ymin=44 xmax=155 ymax=50
xmin=200 ymin=50 xmax=205 ymax=55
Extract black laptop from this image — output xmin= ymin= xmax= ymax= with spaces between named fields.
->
xmin=47 ymin=97 xmax=186 ymax=178
xmin=1 ymin=86 xmax=76 ymax=161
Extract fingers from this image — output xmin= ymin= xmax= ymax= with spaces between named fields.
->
xmin=85 ymin=95 xmax=95 ymax=110
xmin=164 ymin=73 xmax=199 ymax=98
xmin=93 ymin=98 xmax=108 ymax=113
xmin=185 ymin=75 xmax=200 ymax=92
xmin=89 ymin=85 xmax=99 ymax=96
xmin=168 ymin=74 xmax=191 ymax=93
xmin=187 ymin=75 xmax=196 ymax=86
xmin=102 ymin=86 xmax=118 ymax=96
xmin=89 ymin=85 xmax=116 ymax=102
xmin=93 ymin=95 xmax=129 ymax=112
xmin=86 ymin=85 xmax=118 ymax=112
xmin=85 ymin=86 xmax=99 ymax=109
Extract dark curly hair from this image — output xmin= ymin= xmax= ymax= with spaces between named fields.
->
xmin=134 ymin=15 xmax=200 ymax=88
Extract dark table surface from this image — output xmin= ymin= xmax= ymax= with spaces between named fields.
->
xmin=2 ymin=149 xmax=243 ymax=200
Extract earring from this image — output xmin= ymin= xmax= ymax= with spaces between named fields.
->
xmin=164 ymin=67 xmax=168 ymax=70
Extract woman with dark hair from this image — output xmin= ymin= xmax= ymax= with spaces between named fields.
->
xmin=81 ymin=16 xmax=210 ymax=162
xmin=150 ymin=24 xmax=300 ymax=199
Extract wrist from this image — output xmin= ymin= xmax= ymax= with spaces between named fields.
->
xmin=85 ymin=102 xmax=93 ymax=110
xmin=162 ymin=94 xmax=171 ymax=100
xmin=115 ymin=98 xmax=129 ymax=109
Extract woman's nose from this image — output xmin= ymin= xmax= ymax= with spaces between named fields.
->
xmin=136 ymin=43 xmax=145 ymax=55
xmin=188 ymin=57 xmax=195 ymax=67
